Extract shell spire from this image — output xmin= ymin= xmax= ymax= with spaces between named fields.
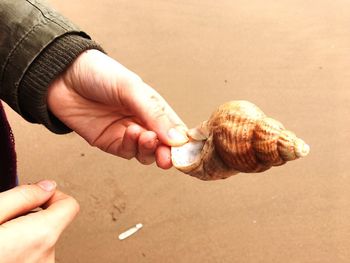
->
xmin=171 ymin=100 xmax=310 ymax=180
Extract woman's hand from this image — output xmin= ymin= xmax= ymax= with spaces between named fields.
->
xmin=0 ymin=181 xmax=79 ymax=263
xmin=47 ymin=50 xmax=188 ymax=169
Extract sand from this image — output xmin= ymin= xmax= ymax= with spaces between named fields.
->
xmin=5 ymin=0 xmax=350 ymax=262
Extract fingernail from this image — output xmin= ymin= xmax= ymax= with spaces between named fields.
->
xmin=37 ymin=180 xmax=57 ymax=192
xmin=168 ymin=127 xmax=188 ymax=145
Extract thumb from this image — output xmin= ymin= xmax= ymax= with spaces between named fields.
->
xmin=0 ymin=180 xmax=57 ymax=224
xmin=127 ymin=82 xmax=189 ymax=146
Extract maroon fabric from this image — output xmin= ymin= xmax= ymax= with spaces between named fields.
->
xmin=0 ymin=101 xmax=17 ymax=192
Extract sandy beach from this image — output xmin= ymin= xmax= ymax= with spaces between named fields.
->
xmin=5 ymin=0 xmax=350 ymax=262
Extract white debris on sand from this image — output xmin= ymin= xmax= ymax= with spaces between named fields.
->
xmin=118 ymin=223 xmax=143 ymax=240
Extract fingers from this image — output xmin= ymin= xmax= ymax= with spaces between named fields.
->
xmin=124 ymin=82 xmax=189 ymax=147
xmin=117 ymin=125 xmax=156 ymax=163
xmin=155 ymin=144 xmax=172 ymax=169
xmin=136 ymin=131 xmax=158 ymax=165
xmin=118 ymin=124 xmax=142 ymax=159
xmin=116 ymin=126 xmax=172 ymax=168
xmin=0 ymin=188 xmax=79 ymax=258
xmin=0 ymin=180 xmax=56 ymax=224
xmin=119 ymin=128 xmax=158 ymax=165
xmin=39 ymin=190 xmax=80 ymax=237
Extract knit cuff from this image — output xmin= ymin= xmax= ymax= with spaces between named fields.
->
xmin=19 ymin=33 xmax=104 ymax=134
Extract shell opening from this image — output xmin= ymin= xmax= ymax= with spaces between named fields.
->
xmin=171 ymin=140 xmax=205 ymax=170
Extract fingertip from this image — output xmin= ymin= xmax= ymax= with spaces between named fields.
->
xmin=159 ymin=161 xmax=172 ymax=170
xmin=36 ymin=180 xmax=57 ymax=192
xmin=67 ymin=195 xmax=80 ymax=216
xmin=41 ymin=190 xmax=80 ymax=231
xmin=51 ymin=191 xmax=80 ymax=218
xmin=155 ymin=145 xmax=173 ymax=169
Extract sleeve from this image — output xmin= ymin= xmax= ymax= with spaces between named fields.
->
xmin=0 ymin=0 xmax=104 ymax=134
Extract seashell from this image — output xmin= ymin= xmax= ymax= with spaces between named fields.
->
xmin=171 ymin=100 xmax=310 ymax=180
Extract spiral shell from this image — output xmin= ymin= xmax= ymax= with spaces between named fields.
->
xmin=171 ymin=100 xmax=310 ymax=180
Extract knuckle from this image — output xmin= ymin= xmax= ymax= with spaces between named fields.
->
xmin=147 ymin=100 xmax=168 ymax=122
xmin=149 ymin=97 xmax=165 ymax=113
xmin=58 ymin=194 xmax=80 ymax=219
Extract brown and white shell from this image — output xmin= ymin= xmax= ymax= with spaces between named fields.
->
xmin=171 ymin=100 xmax=310 ymax=180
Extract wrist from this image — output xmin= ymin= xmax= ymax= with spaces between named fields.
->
xmin=19 ymin=34 xmax=103 ymax=134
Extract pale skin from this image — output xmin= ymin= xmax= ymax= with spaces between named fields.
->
xmin=47 ymin=49 xmax=189 ymax=168
xmin=1 ymin=49 xmax=189 ymax=262
xmin=0 ymin=180 xmax=79 ymax=263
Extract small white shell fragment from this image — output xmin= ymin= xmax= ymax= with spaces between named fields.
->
xmin=118 ymin=223 xmax=143 ymax=240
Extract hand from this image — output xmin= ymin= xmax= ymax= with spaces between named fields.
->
xmin=47 ymin=50 xmax=188 ymax=169
xmin=0 ymin=181 xmax=79 ymax=263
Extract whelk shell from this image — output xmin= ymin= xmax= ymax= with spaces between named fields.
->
xmin=171 ymin=100 xmax=310 ymax=180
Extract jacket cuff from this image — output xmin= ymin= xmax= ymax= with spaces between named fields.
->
xmin=19 ymin=34 xmax=103 ymax=134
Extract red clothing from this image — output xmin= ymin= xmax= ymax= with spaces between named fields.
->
xmin=0 ymin=101 xmax=17 ymax=191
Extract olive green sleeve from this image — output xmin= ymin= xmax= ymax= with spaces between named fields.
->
xmin=0 ymin=0 xmax=103 ymax=133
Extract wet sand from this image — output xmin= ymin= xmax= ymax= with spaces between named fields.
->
xmin=5 ymin=0 xmax=350 ymax=262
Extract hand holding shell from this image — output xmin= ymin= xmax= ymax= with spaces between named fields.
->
xmin=171 ymin=100 xmax=310 ymax=180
